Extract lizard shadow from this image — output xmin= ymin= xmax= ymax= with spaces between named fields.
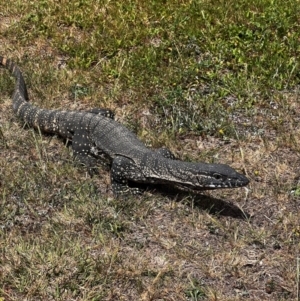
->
xmin=132 ymin=182 xmax=250 ymax=219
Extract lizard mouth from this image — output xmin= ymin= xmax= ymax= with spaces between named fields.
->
xmin=175 ymin=177 xmax=249 ymax=191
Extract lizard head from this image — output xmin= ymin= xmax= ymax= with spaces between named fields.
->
xmin=159 ymin=160 xmax=249 ymax=190
xmin=191 ymin=162 xmax=249 ymax=189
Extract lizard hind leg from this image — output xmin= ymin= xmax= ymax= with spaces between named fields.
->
xmin=87 ymin=108 xmax=115 ymax=119
xmin=71 ymin=128 xmax=98 ymax=175
xmin=71 ymin=128 xmax=111 ymax=175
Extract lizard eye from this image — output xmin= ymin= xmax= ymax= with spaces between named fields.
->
xmin=213 ymin=173 xmax=223 ymax=180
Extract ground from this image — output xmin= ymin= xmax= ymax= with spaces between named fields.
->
xmin=0 ymin=1 xmax=299 ymax=300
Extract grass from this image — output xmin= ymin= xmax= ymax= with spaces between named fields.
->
xmin=0 ymin=0 xmax=300 ymax=300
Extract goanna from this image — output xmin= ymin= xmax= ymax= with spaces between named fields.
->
xmin=0 ymin=56 xmax=249 ymax=195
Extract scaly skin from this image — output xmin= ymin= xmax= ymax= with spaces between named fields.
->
xmin=0 ymin=56 xmax=249 ymax=195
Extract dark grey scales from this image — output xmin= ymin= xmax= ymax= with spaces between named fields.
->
xmin=0 ymin=56 xmax=249 ymax=195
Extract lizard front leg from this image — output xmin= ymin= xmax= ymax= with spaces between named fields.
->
xmin=155 ymin=148 xmax=176 ymax=160
xmin=111 ymin=156 xmax=146 ymax=195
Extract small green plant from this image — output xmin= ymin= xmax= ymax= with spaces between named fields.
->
xmin=185 ymin=278 xmax=207 ymax=300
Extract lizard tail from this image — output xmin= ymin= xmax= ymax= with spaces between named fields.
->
xmin=0 ymin=56 xmax=29 ymax=101
xmin=1 ymin=56 xmax=73 ymax=136
xmin=0 ymin=56 xmax=52 ymax=131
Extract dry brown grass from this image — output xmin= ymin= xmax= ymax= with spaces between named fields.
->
xmin=1 ymin=1 xmax=300 ymax=300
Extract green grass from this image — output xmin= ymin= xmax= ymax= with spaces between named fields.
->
xmin=1 ymin=0 xmax=300 ymax=300
xmin=3 ymin=0 xmax=300 ymax=139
